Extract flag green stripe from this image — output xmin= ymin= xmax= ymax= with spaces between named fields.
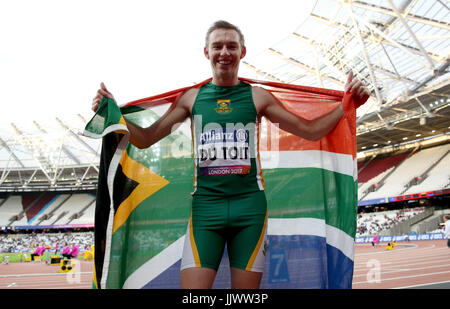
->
xmin=264 ymin=167 xmax=357 ymax=238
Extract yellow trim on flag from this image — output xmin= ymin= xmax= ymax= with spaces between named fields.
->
xmin=92 ymin=262 xmax=98 ymax=289
xmin=115 ymin=116 xmax=128 ymax=134
xmin=118 ymin=116 xmax=127 ymax=127
xmin=112 ymin=150 xmax=170 ymax=234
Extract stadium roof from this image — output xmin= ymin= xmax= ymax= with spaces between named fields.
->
xmin=242 ymin=0 xmax=450 ymax=154
xmin=0 ymin=0 xmax=449 ymax=191
xmin=0 ymin=113 xmax=100 ymax=192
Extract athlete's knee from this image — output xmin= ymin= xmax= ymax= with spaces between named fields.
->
xmin=180 ymin=267 xmax=217 ymax=289
xmin=230 ymin=267 xmax=262 ymax=289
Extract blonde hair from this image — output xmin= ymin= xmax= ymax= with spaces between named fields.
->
xmin=205 ymin=20 xmax=245 ymax=48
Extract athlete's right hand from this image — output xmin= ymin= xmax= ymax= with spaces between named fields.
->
xmin=92 ymin=82 xmax=115 ymax=112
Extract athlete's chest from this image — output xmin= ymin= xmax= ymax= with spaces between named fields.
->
xmin=191 ymin=83 xmax=259 ymax=176
xmin=192 ymin=83 xmax=257 ymax=125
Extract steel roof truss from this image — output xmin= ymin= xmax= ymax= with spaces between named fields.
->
xmin=352 ymin=0 xmax=450 ymax=30
xmin=350 ymin=8 xmax=384 ymax=109
xmin=386 ymin=0 xmax=436 ymax=69
xmin=349 ymin=5 xmax=432 ymax=71
xmin=0 ymin=137 xmax=26 ymax=168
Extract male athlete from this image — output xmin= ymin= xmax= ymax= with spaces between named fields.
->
xmin=92 ymin=20 xmax=370 ymax=289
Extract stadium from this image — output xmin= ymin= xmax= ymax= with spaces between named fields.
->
xmin=1 ymin=0 xmax=449 ymax=290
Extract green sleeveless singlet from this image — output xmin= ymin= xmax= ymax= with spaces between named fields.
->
xmin=191 ymin=81 xmax=265 ymax=196
xmin=183 ymin=81 xmax=268 ymax=272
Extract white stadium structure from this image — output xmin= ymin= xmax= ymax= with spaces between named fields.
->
xmin=1 ymin=0 xmax=449 ymax=240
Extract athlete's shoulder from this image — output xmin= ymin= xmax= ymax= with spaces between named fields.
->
xmin=180 ymin=87 xmax=200 ymax=100
xmin=178 ymin=87 xmax=200 ymax=113
xmin=251 ymin=85 xmax=270 ymax=95
xmin=251 ymin=86 xmax=279 ymax=114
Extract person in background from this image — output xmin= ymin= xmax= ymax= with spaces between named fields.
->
xmin=62 ymin=243 xmax=72 ymax=259
xmin=443 ymin=215 xmax=450 ymax=250
xmin=39 ymin=244 xmax=47 ymax=258
xmin=31 ymin=244 xmax=44 ymax=261
xmin=371 ymin=234 xmax=379 ymax=247
xmin=70 ymin=244 xmax=80 ymax=259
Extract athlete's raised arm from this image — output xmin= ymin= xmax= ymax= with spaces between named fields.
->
xmin=254 ymin=71 xmax=369 ymax=141
xmin=92 ymin=83 xmax=197 ymax=149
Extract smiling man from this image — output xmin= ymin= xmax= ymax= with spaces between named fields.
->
xmin=92 ymin=20 xmax=369 ymax=289
xmin=205 ymin=21 xmax=246 ymax=86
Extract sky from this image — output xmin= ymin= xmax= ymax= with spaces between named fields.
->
xmin=0 ymin=0 xmax=315 ymax=132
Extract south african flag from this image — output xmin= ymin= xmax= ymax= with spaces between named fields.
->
xmin=84 ymin=78 xmax=359 ymax=289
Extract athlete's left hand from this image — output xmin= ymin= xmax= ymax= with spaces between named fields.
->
xmin=344 ymin=71 xmax=370 ymax=109
xmin=92 ymin=82 xmax=115 ymax=112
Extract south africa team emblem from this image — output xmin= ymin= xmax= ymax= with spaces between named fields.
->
xmin=214 ymin=99 xmax=232 ymax=114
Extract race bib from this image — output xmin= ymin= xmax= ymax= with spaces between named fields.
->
xmin=198 ymin=128 xmax=250 ymax=176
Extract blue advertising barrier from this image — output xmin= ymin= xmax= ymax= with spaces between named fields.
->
xmin=356 ymin=233 xmax=445 ymax=243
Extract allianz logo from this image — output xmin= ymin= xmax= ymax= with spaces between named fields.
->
xmin=200 ymin=129 xmax=248 ymax=144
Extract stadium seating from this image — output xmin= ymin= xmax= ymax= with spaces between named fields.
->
xmin=362 ymin=144 xmax=450 ymax=200
xmin=0 ymin=193 xmax=95 ymax=227
xmin=58 ymin=194 xmax=95 ymax=225
xmin=0 ymin=232 xmax=94 ymax=255
xmin=358 ymin=167 xmax=394 ymax=200
xmin=34 ymin=194 xmax=73 ymax=225
xmin=403 ymin=150 xmax=450 ymax=194
xmin=0 ymin=195 xmax=28 ymax=226
xmin=356 ymin=207 xmax=426 ymax=237
xmin=358 ymin=153 xmax=409 ymax=183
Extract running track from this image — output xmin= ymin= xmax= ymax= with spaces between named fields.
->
xmin=353 ymin=240 xmax=450 ymax=289
xmin=0 ymin=259 xmax=93 ymax=289
xmin=0 ymin=240 xmax=448 ymax=289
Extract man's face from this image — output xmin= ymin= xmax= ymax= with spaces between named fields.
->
xmin=204 ymin=28 xmax=246 ymax=79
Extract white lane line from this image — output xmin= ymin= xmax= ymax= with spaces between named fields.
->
xmin=352 ymin=270 xmax=450 ymax=285
xmin=0 ymin=272 xmax=92 ymax=278
xmin=393 ymin=280 xmax=450 ymax=289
